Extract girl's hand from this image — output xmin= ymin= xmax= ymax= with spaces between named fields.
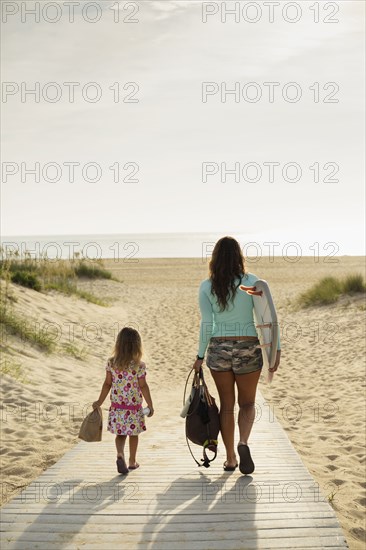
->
xmin=92 ymin=401 xmax=101 ymax=410
xmin=193 ymin=358 xmax=203 ymax=373
xmin=148 ymin=406 xmax=154 ymax=418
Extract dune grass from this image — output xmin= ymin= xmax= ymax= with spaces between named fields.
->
xmin=74 ymin=260 xmax=112 ymax=280
xmin=0 ymin=247 xmax=113 ymax=305
xmin=10 ymin=271 xmax=42 ymax=291
xmin=342 ymin=274 xmax=366 ymax=293
xmin=62 ymin=343 xmax=88 ymax=360
xmin=0 ymin=249 xmax=113 ymax=358
xmin=74 ymin=289 xmax=110 ymax=306
xmin=44 ymin=280 xmax=110 ymax=306
xmin=0 ymin=301 xmax=56 ymax=352
xmin=298 ymin=273 xmax=366 ymax=307
xmin=0 ymin=357 xmax=29 ymax=384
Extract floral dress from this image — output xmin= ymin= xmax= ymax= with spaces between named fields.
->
xmin=106 ymin=359 xmax=147 ymax=436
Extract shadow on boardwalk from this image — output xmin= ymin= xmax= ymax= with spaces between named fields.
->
xmin=139 ymin=471 xmax=257 ymax=549
xmin=2 ymin=467 xmax=258 ymax=549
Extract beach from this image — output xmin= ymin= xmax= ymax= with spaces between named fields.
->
xmin=1 ymin=256 xmax=365 ymax=548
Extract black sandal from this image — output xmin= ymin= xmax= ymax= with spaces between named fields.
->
xmin=223 ymin=461 xmax=238 ymax=471
xmin=237 ymin=443 xmax=255 ymax=475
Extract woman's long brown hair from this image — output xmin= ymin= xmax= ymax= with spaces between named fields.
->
xmin=209 ymin=236 xmax=246 ymax=311
xmin=109 ymin=327 xmax=142 ymax=369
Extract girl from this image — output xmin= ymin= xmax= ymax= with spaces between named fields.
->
xmin=93 ymin=327 xmax=154 ymax=474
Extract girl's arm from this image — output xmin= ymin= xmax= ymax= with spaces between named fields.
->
xmin=93 ymin=371 xmax=112 ymax=409
xmin=138 ymin=377 xmax=154 ymax=417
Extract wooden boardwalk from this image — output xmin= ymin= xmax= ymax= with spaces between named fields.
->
xmin=1 ymin=390 xmax=348 ymax=549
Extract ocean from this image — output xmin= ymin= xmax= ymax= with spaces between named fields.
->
xmin=0 ymin=232 xmax=361 ymax=261
xmin=0 ymin=232 xmax=231 ymax=261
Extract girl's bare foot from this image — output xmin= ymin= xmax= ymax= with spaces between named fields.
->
xmin=116 ymin=455 xmax=129 ymax=474
xmin=128 ymin=462 xmax=140 ymax=470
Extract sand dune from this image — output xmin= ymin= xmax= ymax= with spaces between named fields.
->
xmin=1 ymin=256 xmax=365 ymax=548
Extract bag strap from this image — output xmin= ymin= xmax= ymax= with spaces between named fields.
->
xmin=198 ymin=368 xmax=215 ymax=407
xmin=185 ymin=435 xmax=204 ymax=467
xmin=203 ymin=440 xmax=218 ymax=467
xmin=183 ymin=367 xmax=198 ymax=405
xmin=185 ymin=435 xmax=218 ymax=468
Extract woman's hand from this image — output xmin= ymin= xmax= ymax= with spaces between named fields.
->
xmin=92 ymin=401 xmax=101 ymax=410
xmin=193 ymin=358 xmax=203 ymax=373
xmin=269 ymin=350 xmax=281 ymax=372
xmin=148 ymin=406 xmax=154 ymax=418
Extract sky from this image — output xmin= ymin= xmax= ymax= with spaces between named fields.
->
xmin=1 ymin=0 xmax=365 ymax=254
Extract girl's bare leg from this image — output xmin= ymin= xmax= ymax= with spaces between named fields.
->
xmin=129 ymin=435 xmax=139 ymax=467
xmin=209 ymin=369 xmax=237 ymax=467
xmin=115 ymin=435 xmax=127 ymax=458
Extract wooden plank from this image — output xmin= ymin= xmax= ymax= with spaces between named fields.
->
xmin=0 ymin=526 xmax=346 ymax=541
xmin=0 ymin=510 xmax=338 ymax=522
xmin=0 ymin=505 xmax=339 ymax=516
xmin=1 ymin=486 xmax=335 ymax=502
xmin=1 ymin=518 xmax=342 ymax=534
xmin=0 ymin=537 xmax=349 ymax=550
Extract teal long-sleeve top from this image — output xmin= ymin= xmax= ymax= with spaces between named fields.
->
xmin=197 ymin=272 xmax=281 ymax=358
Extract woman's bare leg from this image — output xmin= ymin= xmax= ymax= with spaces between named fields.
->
xmin=210 ymin=369 xmax=237 ymax=467
xmin=235 ymin=369 xmax=262 ymax=445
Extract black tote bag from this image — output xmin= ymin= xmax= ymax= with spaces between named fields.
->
xmin=185 ymin=367 xmax=220 ymax=468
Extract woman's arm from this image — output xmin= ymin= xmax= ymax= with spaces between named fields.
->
xmin=193 ymin=282 xmax=214 ymax=371
xmin=270 ymin=350 xmax=281 ymax=372
xmin=198 ymin=283 xmax=214 ymax=357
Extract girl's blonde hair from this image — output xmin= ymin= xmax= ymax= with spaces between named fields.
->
xmin=109 ymin=327 xmax=142 ymax=369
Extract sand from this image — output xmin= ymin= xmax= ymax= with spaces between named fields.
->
xmin=1 ymin=256 xmax=365 ymax=548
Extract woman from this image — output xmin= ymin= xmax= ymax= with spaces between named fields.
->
xmin=193 ymin=236 xmax=281 ymax=474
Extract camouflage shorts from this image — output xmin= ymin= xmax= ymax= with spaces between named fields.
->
xmin=206 ymin=338 xmax=263 ymax=375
